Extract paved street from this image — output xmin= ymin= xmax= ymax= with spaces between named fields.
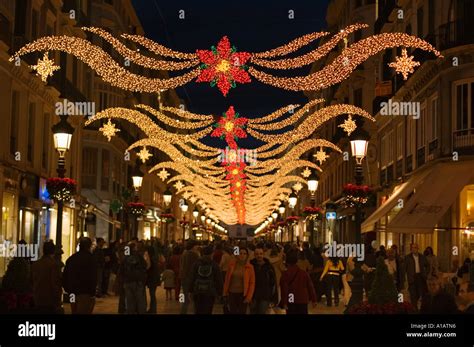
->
xmin=64 ymin=288 xmax=345 ymax=314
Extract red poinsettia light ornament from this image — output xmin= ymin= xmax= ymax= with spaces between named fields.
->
xmin=196 ymin=36 xmax=251 ymax=96
xmin=211 ymin=106 xmax=248 ymax=149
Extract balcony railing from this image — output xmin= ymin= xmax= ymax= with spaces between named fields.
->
xmin=426 ymin=20 xmax=474 ymax=51
xmin=453 ymin=129 xmax=474 ymax=153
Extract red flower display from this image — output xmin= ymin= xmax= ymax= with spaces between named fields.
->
xmin=196 ymin=36 xmax=251 ymax=96
xmin=211 ymin=106 xmax=248 ymax=149
xmin=286 ymin=216 xmax=300 ymax=225
xmin=160 ymin=213 xmax=175 ymax=223
xmin=46 ymin=177 xmax=77 ymax=201
xmin=343 ymin=183 xmax=373 ymax=207
xmin=127 ymin=202 xmax=145 ymax=215
xmin=303 ymin=206 xmax=323 ymax=219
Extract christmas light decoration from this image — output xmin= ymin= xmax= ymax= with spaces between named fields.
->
xmin=338 ymin=114 xmax=357 ymax=136
xmin=137 ymin=147 xmax=152 ymax=163
xmin=157 ymin=169 xmax=170 ymax=181
xmin=314 ymin=147 xmax=329 ymax=165
xmin=99 ymin=119 xmax=120 ymax=141
xmin=389 ymin=48 xmax=421 ymax=80
xmin=302 ymin=167 xmax=311 ymax=178
xmin=31 ymin=52 xmax=60 ymax=82
xmin=11 ymin=25 xmax=441 ymax=94
xmin=211 ymin=106 xmax=248 ymax=149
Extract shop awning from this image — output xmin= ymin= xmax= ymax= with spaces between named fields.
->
xmin=387 ymin=162 xmax=474 ymax=233
xmin=361 ymin=168 xmax=432 ymax=233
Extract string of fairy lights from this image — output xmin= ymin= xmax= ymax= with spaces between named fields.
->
xmin=11 ymin=22 xmax=443 ymax=226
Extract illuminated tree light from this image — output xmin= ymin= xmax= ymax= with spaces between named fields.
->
xmin=136 ymin=104 xmax=214 ymax=129
xmin=137 ymin=147 xmax=152 ymax=163
xmin=338 ymin=114 xmax=357 ymax=136
xmin=389 ymin=48 xmax=420 ymax=80
xmin=314 ymin=147 xmax=330 ymax=165
xmin=99 ymin=119 xmax=120 ymax=141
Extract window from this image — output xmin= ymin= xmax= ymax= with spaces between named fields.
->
xmin=82 ymin=147 xmax=98 ymax=189
xmin=407 ymin=117 xmax=416 ymax=155
xmin=10 ymin=91 xmax=19 ymax=155
xmin=417 ymin=105 xmax=426 ymax=149
xmin=428 ymin=0 xmax=435 ymax=34
xmin=397 ymin=122 xmax=403 ymax=159
xmin=42 ymin=113 xmax=49 ymax=169
xmin=428 ymin=97 xmax=438 ymax=141
xmin=27 ymin=103 xmax=35 ymax=163
xmin=417 ymin=6 xmax=424 ymax=38
xmin=455 ymin=81 xmax=474 ymax=134
xmin=31 ymin=10 xmax=39 ymax=39
xmin=101 ymin=149 xmax=110 ymax=191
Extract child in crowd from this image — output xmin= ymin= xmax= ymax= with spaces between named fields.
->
xmin=161 ymin=264 xmax=175 ymax=301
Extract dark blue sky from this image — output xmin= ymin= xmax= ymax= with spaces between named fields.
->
xmin=132 ymin=0 xmax=330 ymax=148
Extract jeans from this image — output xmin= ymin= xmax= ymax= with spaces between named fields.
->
xmin=180 ymin=282 xmax=192 ymax=314
xmin=71 ymin=295 xmax=95 ymax=314
xmin=193 ymin=295 xmax=215 ymax=314
xmin=124 ymin=281 xmax=146 ymax=314
xmin=287 ymin=303 xmax=308 ymax=314
xmin=228 ymin=292 xmax=248 ymax=314
xmin=326 ymin=274 xmax=340 ymax=306
xmin=250 ymin=299 xmax=270 ymax=314
xmin=148 ymin=285 xmax=157 ymax=313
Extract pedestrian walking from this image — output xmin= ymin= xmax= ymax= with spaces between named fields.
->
xmin=63 ymin=237 xmax=97 ymax=314
xmin=161 ymin=264 xmax=175 ymax=301
xmin=320 ymin=256 xmax=344 ymax=307
xmin=250 ymin=246 xmax=277 ymax=314
xmin=403 ymin=243 xmax=429 ymax=309
xmin=179 ymin=240 xmax=200 ymax=313
xmin=145 ymin=246 xmax=161 ymax=313
xmin=120 ymin=242 xmax=147 ymax=314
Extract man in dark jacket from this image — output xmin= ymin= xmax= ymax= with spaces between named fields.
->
xmin=420 ymin=276 xmax=459 ymax=314
xmin=189 ymin=245 xmax=223 ymax=314
xmin=250 ymin=246 xmax=277 ymax=314
xmin=32 ymin=241 xmax=62 ymax=313
xmin=120 ymin=241 xmax=147 ymax=314
xmin=403 ymin=243 xmax=429 ymax=308
xmin=63 ymin=237 xmax=97 ymax=314
xmin=280 ymin=251 xmax=317 ymax=314
xmin=180 ymin=240 xmax=200 ymax=314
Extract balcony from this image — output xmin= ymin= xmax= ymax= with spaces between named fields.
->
xmin=406 ymin=155 xmax=413 ymax=173
xmin=426 ymin=21 xmax=474 ymax=52
xmin=453 ymin=129 xmax=474 ymax=154
xmin=396 ymin=159 xmax=403 ymax=178
xmin=416 ymin=147 xmax=426 ymax=168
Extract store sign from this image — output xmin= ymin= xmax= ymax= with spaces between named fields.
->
xmin=39 ymin=178 xmax=52 ymax=205
xmin=326 ymin=211 xmax=336 ymax=220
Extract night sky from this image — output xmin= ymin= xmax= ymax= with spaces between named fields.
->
xmin=132 ymin=0 xmax=330 ymax=148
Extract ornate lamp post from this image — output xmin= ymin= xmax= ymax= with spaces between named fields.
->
xmin=130 ymin=160 xmax=143 ymax=239
xmin=51 ymin=115 xmax=74 ymax=259
xmin=349 ymin=127 xmax=369 ymax=244
xmin=180 ymin=200 xmax=188 ymax=240
xmin=307 ymin=171 xmax=320 ymax=246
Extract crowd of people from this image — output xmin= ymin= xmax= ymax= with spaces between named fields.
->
xmin=0 ymin=236 xmax=473 ymax=315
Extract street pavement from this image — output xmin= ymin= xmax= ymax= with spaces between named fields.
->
xmin=64 ymin=287 xmax=345 ymax=314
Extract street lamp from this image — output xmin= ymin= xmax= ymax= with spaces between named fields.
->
xmin=349 ymin=127 xmax=370 ymax=243
xmin=193 ymin=208 xmax=199 ymax=220
xmin=163 ymin=189 xmax=172 ymax=207
xmin=52 ymin=115 xmax=74 ymax=260
xmin=180 ymin=201 xmax=189 ymax=213
xmin=271 ymin=211 xmax=278 ymax=220
xmin=278 ymin=202 xmax=286 ymax=215
xmin=288 ymin=191 xmax=297 ymax=209
xmin=201 ymin=215 xmax=206 ymax=223
xmin=131 ymin=160 xmax=143 ymax=191
xmin=307 ymin=171 xmax=319 ymax=196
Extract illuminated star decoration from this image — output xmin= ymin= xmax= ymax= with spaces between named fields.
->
xmin=182 ymin=192 xmax=191 ymax=200
xmin=302 ymin=167 xmax=311 ymax=178
xmin=293 ymin=182 xmax=303 ymax=192
xmin=174 ymin=180 xmax=184 ymax=191
xmin=279 ymin=193 xmax=287 ymax=201
xmin=99 ymin=119 xmax=120 ymax=141
xmin=338 ymin=115 xmax=357 ymax=136
xmin=196 ymin=36 xmax=251 ymax=96
xmin=314 ymin=147 xmax=329 ymax=165
xmin=389 ymin=48 xmax=420 ymax=80
xmin=157 ymin=169 xmax=170 ymax=181
xmin=31 ymin=52 xmax=60 ymax=82
xmin=137 ymin=147 xmax=152 ymax=163
xmin=211 ymin=106 xmax=248 ymax=149
xmin=189 ymin=196 xmax=197 ymax=204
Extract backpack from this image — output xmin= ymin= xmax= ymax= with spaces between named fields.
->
xmin=123 ymin=254 xmax=147 ymax=283
xmin=193 ymin=263 xmax=215 ymax=295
